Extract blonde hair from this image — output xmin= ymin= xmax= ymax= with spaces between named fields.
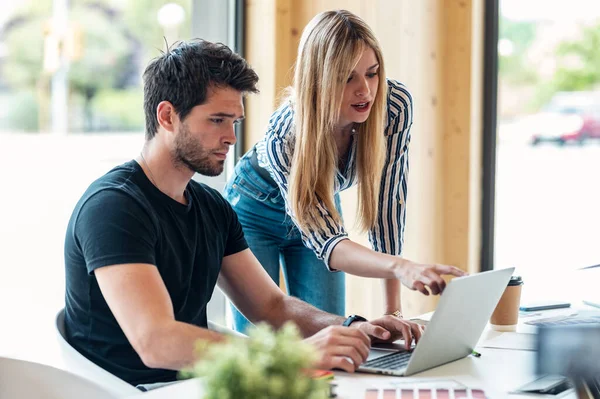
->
xmin=288 ymin=10 xmax=387 ymax=234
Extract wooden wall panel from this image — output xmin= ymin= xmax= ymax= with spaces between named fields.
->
xmin=440 ymin=0 xmax=484 ymax=277
xmin=244 ymin=0 xmax=484 ymax=318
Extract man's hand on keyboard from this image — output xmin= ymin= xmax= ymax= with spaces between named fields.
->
xmin=304 ymin=325 xmax=371 ymax=372
xmin=353 ymin=316 xmax=424 ymax=350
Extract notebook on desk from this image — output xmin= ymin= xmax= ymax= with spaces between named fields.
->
xmin=358 ymin=268 xmax=514 ymax=377
xmin=524 ymin=312 xmax=600 ymax=327
xmin=584 ymin=300 xmax=600 ymax=309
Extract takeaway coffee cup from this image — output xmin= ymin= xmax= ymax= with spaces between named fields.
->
xmin=490 ymin=275 xmax=523 ymax=331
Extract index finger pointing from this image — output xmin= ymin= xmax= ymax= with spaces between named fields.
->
xmin=434 ymin=265 xmax=467 ymax=277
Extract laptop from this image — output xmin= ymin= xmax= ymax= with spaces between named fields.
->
xmin=537 ymin=324 xmax=600 ymax=399
xmin=358 ymin=267 xmax=514 ymax=376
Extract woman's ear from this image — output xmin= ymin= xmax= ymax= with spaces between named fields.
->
xmin=156 ymin=101 xmax=177 ymax=134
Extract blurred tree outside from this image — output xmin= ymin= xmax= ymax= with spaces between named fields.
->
xmin=1 ymin=4 xmax=48 ymax=131
xmin=498 ymin=17 xmax=539 ymax=86
xmin=497 ymin=17 xmax=540 ymax=118
xmin=68 ymin=5 xmax=131 ymax=131
xmin=530 ymin=22 xmax=600 ymax=111
xmin=499 ymin=16 xmax=600 ymax=117
xmin=553 ymin=23 xmax=600 ymax=91
xmin=0 ymin=0 xmax=191 ymax=133
xmin=121 ymin=0 xmax=191 ymax=63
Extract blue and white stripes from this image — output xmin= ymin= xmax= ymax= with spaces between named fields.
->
xmin=255 ymin=79 xmax=413 ymax=270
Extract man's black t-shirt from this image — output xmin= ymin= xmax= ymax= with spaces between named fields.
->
xmin=64 ymin=160 xmax=248 ymax=386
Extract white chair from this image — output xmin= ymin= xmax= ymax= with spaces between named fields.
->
xmin=207 ymin=319 xmax=247 ymax=337
xmin=0 ymin=356 xmax=120 ymax=399
xmin=56 ymin=308 xmax=244 ymax=394
xmin=55 ymin=308 xmax=138 ymax=395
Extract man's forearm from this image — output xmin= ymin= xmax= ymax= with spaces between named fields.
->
xmin=263 ymin=295 xmax=345 ymax=337
xmin=137 ymin=321 xmax=226 ymax=371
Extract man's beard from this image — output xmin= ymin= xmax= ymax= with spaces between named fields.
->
xmin=173 ymin=123 xmax=225 ymax=177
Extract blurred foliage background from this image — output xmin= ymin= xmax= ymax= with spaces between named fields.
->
xmin=499 ymin=16 xmax=600 ymax=117
xmin=0 ymin=0 xmax=191 ymax=133
xmin=2 ymin=2 xmax=599 ymax=130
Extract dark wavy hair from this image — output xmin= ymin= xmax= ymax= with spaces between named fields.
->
xmin=142 ymin=39 xmax=259 ymax=139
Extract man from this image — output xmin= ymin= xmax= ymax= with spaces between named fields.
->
xmin=64 ymin=39 xmax=423 ymax=387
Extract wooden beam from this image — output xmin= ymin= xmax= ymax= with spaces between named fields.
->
xmin=441 ymin=0 xmax=484 ymax=275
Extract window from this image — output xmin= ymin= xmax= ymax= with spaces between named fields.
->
xmin=0 ymin=0 xmax=238 ymax=354
xmin=491 ymin=0 xmax=600 ymax=303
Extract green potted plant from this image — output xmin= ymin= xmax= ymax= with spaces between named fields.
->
xmin=183 ymin=322 xmax=329 ymax=399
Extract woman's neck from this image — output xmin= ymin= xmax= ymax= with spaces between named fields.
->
xmin=333 ymin=122 xmax=355 ymax=171
xmin=333 ymin=122 xmax=355 ymax=139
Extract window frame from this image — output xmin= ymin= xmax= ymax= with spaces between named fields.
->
xmin=191 ymin=0 xmax=245 ymax=326
xmin=481 ymin=0 xmax=500 ymax=272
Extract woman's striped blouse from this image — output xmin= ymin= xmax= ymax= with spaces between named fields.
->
xmin=254 ymin=79 xmax=413 ymax=270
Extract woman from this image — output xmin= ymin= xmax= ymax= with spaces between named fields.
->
xmin=224 ymin=10 xmax=464 ymax=332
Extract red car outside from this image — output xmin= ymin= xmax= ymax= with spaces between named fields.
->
xmin=531 ymin=92 xmax=600 ymax=146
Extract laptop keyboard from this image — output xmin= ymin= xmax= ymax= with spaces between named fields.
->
xmin=362 ymin=350 xmax=413 ymax=370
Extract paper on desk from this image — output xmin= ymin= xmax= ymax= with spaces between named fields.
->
xmin=480 ymin=332 xmax=536 ymax=351
xmin=358 ymin=377 xmax=467 ymax=390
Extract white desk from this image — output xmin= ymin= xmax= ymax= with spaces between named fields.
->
xmin=2 ymin=307 xmax=590 ymax=399
xmin=334 ymin=348 xmax=538 ymax=398
xmin=124 ymin=307 xmax=593 ymax=399
xmin=123 ymin=348 xmax=560 ymax=399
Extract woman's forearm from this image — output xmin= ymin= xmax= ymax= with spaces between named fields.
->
xmin=328 ymin=239 xmax=406 ymax=279
xmin=329 ymin=239 xmax=466 ymax=297
xmin=383 ymin=279 xmax=401 ymax=314
xmin=330 ymin=240 xmax=402 ymax=313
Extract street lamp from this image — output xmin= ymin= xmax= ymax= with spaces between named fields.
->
xmin=157 ymin=3 xmax=185 ymax=47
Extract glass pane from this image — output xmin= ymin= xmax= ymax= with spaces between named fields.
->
xmin=0 ymin=0 xmax=192 ymax=354
xmin=495 ymin=0 xmax=600 ymax=303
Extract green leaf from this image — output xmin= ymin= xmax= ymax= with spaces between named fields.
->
xmin=187 ymin=322 xmax=328 ymax=399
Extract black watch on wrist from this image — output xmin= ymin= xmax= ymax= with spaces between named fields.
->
xmin=342 ymin=314 xmax=367 ymax=327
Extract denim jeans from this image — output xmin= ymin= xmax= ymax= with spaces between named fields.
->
xmin=223 ymin=154 xmax=345 ymax=333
